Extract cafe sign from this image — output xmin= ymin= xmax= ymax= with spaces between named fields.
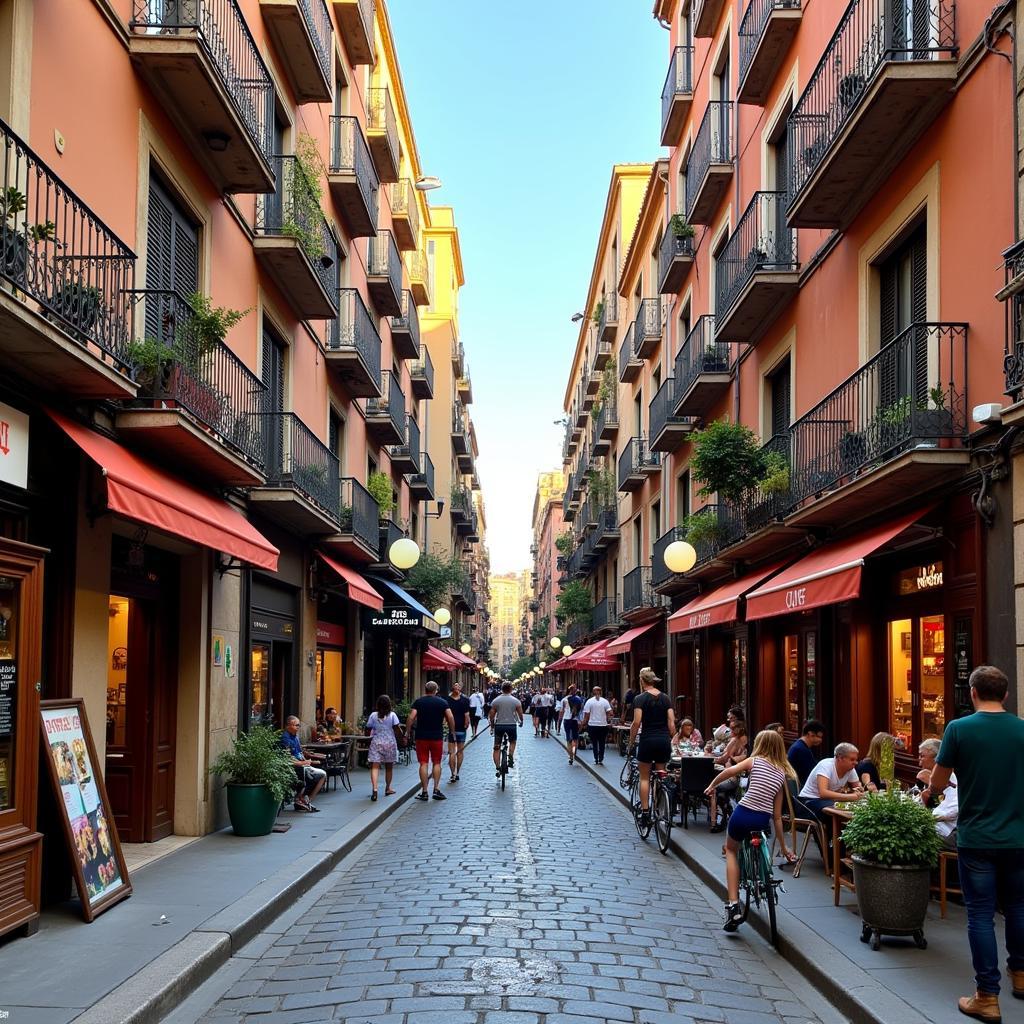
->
xmin=896 ymin=561 xmax=944 ymax=596
xmin=365 ymin=605 xmax=439 ymax=633
xmin=0 ymin=401 xmax=29 ymax=490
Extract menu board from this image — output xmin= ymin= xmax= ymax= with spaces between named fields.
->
xmin=40 ymin=700 xmax=132 ymax=922
xmin=0 ymin=661 xmax=14 ymax=735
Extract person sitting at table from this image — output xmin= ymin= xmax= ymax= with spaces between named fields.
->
xmin=797 ymin=741 xmax=864 ymax=820
xmin=787 ymin=719 xmax=825 ymax=787
xmin=673 ymin=718 xmax=704 ymax=753
xmin=763 ymin=722 xmax=786 ymax=738
xmin=709 ymin=722 xmax=749 ymax=833
xmin=317 ymin=706 xmax=343 ymax=741
xmin=280 ymin=716 xmax=327 ymax=812
xmin=929 ymin=772 xmax=959 ymax=850
xmin=915 ymin=737 xmax=942 ymax=789
xmin=856 ymin=731 xmax=894 ymax=793
xmin=706 ymin=707 xmax=742 ymax=753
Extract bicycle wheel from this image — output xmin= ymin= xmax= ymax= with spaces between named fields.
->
xmin=759 ymin=840 xmax=779 ymax=946
xmin=739 ymin=842 xmax=754 ymax=923
xmin=500 ymin=744 xmax=507 ymax=791
xmin=631 ymin=779 xmax=652 ymax=839
xmin=654 ymin=784 xmax=672 ymax=854
xmin=619 ymin=758 xmax=633 ymax=790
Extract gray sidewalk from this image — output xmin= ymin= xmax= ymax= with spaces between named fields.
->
xmin=568 ymin=736 xmax=1020 ymax=1024
xmin=0 ymin=760 xmax=424 ymax=1024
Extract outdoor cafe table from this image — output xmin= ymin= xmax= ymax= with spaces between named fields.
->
xmin=823 ymin=805 xmax=856 ymax=905
xmin=613 ymin=724 xmax=632 ymax=756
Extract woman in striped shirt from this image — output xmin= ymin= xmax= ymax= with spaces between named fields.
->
xmin=705 ymin=729 xmax=797 ymax=932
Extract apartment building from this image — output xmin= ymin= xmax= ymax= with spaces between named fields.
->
xmin=0 ymin=0 xmax=486 ymax=936
xmin=530 ymin=470 xmax=565 ymax=648
xmin=489 ymin=572 xmax=524 ymax=672
xmin=559 ymin=0 xmax=1014 ymax=775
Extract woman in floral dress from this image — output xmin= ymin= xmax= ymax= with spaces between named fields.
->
xmin=366 ymin=694 xmax=401 ymax=800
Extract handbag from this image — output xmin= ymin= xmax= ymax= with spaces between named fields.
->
xmin=392 ymin=716 xmax=407 ymax=749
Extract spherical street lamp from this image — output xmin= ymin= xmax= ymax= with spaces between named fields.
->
xmin=562 ymin=646 xmax=574 ymax=657
xmin=663 ymin=539 xmax=698 ymax=575
xmin=539 ymin=661 xmax=547 ymax=669
xmin=389 ymin=537 xmax=420 ymax=570
xmin=550 ymin=636 xmax=561 ymax=649
xmin=460 ymin=642 xmax=471 ymax=655
xmin=434 ymin=607 xmax=451 ymax=626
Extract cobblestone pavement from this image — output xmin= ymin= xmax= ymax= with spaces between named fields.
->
xmin=189 ymin=733 xmax=831 ymax=1024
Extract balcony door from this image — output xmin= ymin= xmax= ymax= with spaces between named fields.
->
xmin=262 ymin=330 xmax=286 ymax=472
xmin=146 ymin=176 xmax=199 ymax=339
xmin=878 ymin=223 xmax=927 ymax=409
xmin=771 ymin=123 xmax=792 ymax=263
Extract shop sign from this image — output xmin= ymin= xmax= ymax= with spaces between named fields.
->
xmin=687 ymin=611 xmax=712 ymax=630
xmin=0 ymin=661 xmax=14 ymax=737
xmin=0 ymin=401 xmax=29 ymax=490
xmin=316 ymin=620 xmax=345 ymax=647
xmin=250 ymin=612 xmax=294 ymax=639
xmin=368 ymin=606 xmax=424 ymax=630
xmin=784 ymin=587 xmax=807 ymax=609
xmin=896 ymin=561 xmax=944 ymax=596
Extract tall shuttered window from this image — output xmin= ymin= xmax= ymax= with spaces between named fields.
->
xmin=767 ymin=357 xmax=791 ymax=439
xmin=146 ymin=176 xmax=199 ymax=340
xmin=879 ymin=223 xmax=927 ymax=406
xmin=262 ymin=331 xmax=286 ymax=473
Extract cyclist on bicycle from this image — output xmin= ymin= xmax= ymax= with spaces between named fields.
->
xmin=489 ymin=681 xmax=523 ymax=776
xmin=627 ymin=667 xmax=676 ymax=825
xmin=705 ymin=729 xmax=797 ymax=932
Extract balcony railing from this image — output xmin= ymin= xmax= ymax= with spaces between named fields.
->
xmin=623 ymin=565 xmax=658 ymax=613
xmin=718 ymin=432 xmax=794 ymax=546
xmin=407 ymin=248 xmax=430 ymax=304
xmin=391 ymin=290 xmax=421 ymax=356
xmin=673 ymin=315 xmax=729 ymax=403
xmin=129 ymin=0 xmax=273 ymax=164
xmin=592 ymin=595 xmax=619 ymax=632
xmin=389 ymin=179 xmax=420 ymax=245
xmin=367 ymin=87 xmax=399 ymax=177
xmin=788 ymin=322 xmax=968 ymax=507
xmin=1003 ymin=240 xmax=1024 ymax=400
xmin=686 ymin=503 xmax=726 ymax=566
xmin=661 ymin=45 xmax=694 ymax=142
xmin=256 ymin=155 xmax=339 ymax=305
xmin=127 ymin=289 xmax=268 ymax=468
xmin=739 ymin=0 xmax=801 ymax=89
xmin=339 ymin=476 xmax=379 ymax=553
xmin=261 ymin=411 xmax=339 ymax=515
xmin=619 ymin=325 xmax=641 ymax=382
xmin=329 ymin=286 xmax=382 ymax=380
xmin=788 ymin=0 xmax=957 ymax=210
xmin=368 ymin=229 xmax=402 ymax=297
xmin=597 ymin=290 xmax=618 ymax=343
xmin=390 ymin=415 xmax=421 ymax=472
xmin=410 ymin=346 xmax=434 ymax=397
xmin=649 ymin=378 xmax=692 ymax=449
xmin=329 ymin=114 xmax=379 ymax=222
xmin=653 ymin=526 xmax=687 ymax=587
xmin=366 ymin=368 xmax=405 ymax=434
xmin=715 ymin=191 xmax=797 ymax=320
xmin=658 ymin=227 xmax=695 ymax=294
xmin=632 ymin=298 xmax=663 ymax=358
xmin=335 ymin=0 xmax=374 ymax=64
xmin=685 ymin=101 xmax=733 ymax=219
xmin=409 ymin=450 xmax=434 ymax=497
xmin=617 ymin=437 xmax=660 ymax=490
xmin=593 ymin=386 xmax=618 ymax=451
xmin=0 ymin=117 xmax=135 ymax=371
xmin=298 ymin=0 xmax=332 ymax=89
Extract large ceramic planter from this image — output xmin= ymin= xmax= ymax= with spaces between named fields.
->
xmin=225 ymin=782 xmax=279 ymax=837
xmin=852 ymin=854 xmax=931 ymax=950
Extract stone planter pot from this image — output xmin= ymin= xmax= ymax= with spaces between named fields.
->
xmin=225 ymin=782 xmax=279 ymax=837
xmin=852 ymin=854 xmax=931 ymax=950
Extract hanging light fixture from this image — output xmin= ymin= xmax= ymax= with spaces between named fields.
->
xmin=563 ymin=645 xmax=574 ymax=657
xmin=539 ymin=661 xmax=547 ymax=669
xmin=460 ymin=642 xmax=471 ymax=655
xmin=389 ymin=537 xmax=421 ymax=570
xmin=434 ymin=607 xmax=451 ymax=626
xmin=663 ymin=539 xmax=698 ymax=575
xmin=550 ymin=636 xmax=561 ymax=649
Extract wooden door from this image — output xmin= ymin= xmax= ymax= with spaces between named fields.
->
xmin=105 ymin=596 xmax=143 ymax=842
xmin=147 ymin=596 xmax=177 ymax=841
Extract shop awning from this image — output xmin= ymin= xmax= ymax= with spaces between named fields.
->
xmin=48 ymin=408 xmax=279 ymax=571
xmin=423 ymin=645 xmax=461 ymax=671
xmin=546 ymin=655 xmax=569 ymax=671
xmin=571 ymin=639 xmax=620 ymax=671
xmin=446 ymin=647 xmax=477 ymax=667
xmin=365 ymin=575 xmax=440 ymax=633
xmin=315 ymin=550 xmax=382 ymax=611
xmin=668 ymin=562 xmax=787 ymax=634
xmin=745 ymin=508 xmax=931 ymax=621
xmin=606 ymin=621 xmax=659 ymax=656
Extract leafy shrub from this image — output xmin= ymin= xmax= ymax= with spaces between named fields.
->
xmin=690 ymin=419 xmax=767 ymax=503
xmin=842 ymin=788 xmax=942 ymax=867
xmin=555 ymin=531 xmax=574 ymax=555
xmin=682 ymin=508 xmax=725 ymax=547
xmin=556 ymin=580 xmax=592 ymax=625
xmin=209 ymin=726 xmax=298 ymax=805
xmin=405 ymin=549 xmax=466 ymax=611
xmin=367 ymin=470 xmax=394 ymax=516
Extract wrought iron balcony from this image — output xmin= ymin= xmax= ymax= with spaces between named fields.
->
xmin=653 ymin=526 xmax=691 ymax=591
xmin=597 ymin=291 xmax=618 ymax=345
xmin=685 ymin=101 xmax=733 ymax=225
xmin=333 ymin=0 xmax=374 ymax=64
xmin=451 ymin=403 xmax=470 ymax=456
xmin=410 ymin=346 xmax=434 ymax=399
xmin=623 ymin=565 xmax=660 ymax=614
xmin=787 ymin=322 xmax=968 ymax=526
xmin=592 ymin=595 xmax=620 ymax=633
xmin=261 ymin=0 xmax=332 ymax=103
xmin=327 ymin=287 xmax=382 ymax=397
xmin=714 ymin=191 xmax=798 ymax=343
xmin=389 ymin=414 xmax=420 ymax=474
xmin=738 ymin=0 xmax=802 ymax=105
xmin=649 ymin=378 xmax=694 ymax=452
xmin=694 ymin=0 xmax=728 ymax=36
xmin=335 ymin=475 xmax=380 ymax=558
xmin=592 ymin=336 xmax=613 ymax=375
xmin=788 ymin=0 xmax=957 ymax=228
xmin=0 ymin=117 xmax=135 ymax=395
xmin=673 ymin=315 xmax=731 ymax=419
xmin=409 ymin=450 xmax=435 ymax=500
xmin=1002 ymin=241 xmax=1024 ymax=401
xmin=328 ymin=115 xmax=378 ymax=238
xmin=661 ymin=46 xmax=694 ymax=147
xmin=457 ymin=370 xmax=473 ymax=404
xmin=389 ymin=179 xmax=420 ymax=251
xmin=390 ymin=290 xmax=420 ymax=360
xmin=365 ymin=369 xmax=406 ymax=445
xmin=367 ymin=87 xmax=400 ymax=183
xmin=255 ymin=155 xmax=339 ymax=318
xmin=562 ymin=487 xmax=576 ymax=524
xmin=632 ymin=298 xmax=663 ymax=359
xmin=592 ymin=388 xmax=619 ymax=456
xmin=659 ymin=225 xmax=695 ymax=295
xmin=407 ymin=248 xmax=430 ymax=307
xmin=618 ymin=437 xmax=660 ymax=493
xmin=367 ymin=229 xmax=402 ymax=316
xmin=684 ymin=503 xmax=727 ymax=569
xmin=450 ymin=483 xmax=471 ymax=524
xmin=466 ymin=508 xmax=480 ymax=543
xmin=594 ymin=507 xmax=620 ymax=549
xmin=372 ymin=516 xmax=407 ymax=578
xmin=129 ymin=0 xmax=275 ymax=193
xmin=118 ymin=290 xmax=268 ymax=484
xmin=452 ymin=338 xmax=465 ymax=374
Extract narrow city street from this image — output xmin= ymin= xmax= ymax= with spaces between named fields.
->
xmin=171 ymin=736 xmax=831 ymax=1024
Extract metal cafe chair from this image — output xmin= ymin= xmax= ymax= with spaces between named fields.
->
xmin=677 ymin=757 xmax=717 ymax=829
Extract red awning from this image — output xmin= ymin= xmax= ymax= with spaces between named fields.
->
xmin=547 ymin=655 xmax=570 ymax=671
xmin=49 ymin=409 xmax=278 ymax=570
xmin=668 ymin=562 xmax=788 ymax=634
xmin=606 ymin=621 xmax=658 ymax=656
xmin=316 ymin=550 xmax=382 ymax=611
xmin=567 ymin=638 xmax=620 ymax=671
xmin=745 ymin=508 xmax=930 ymax=621
xmin=423 ymin=645 xmax=461 ymax=671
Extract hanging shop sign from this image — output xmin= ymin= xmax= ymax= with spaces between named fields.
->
xmin=895 ymin=561 xmax=944 ymax=596
xmin=365 ymin=605 xmax=430 ymax=631
xmin=316 ymin=621 xmax=345 ymax=647
xmin=0 ymin=401 xmax=29 ymax=490
xmin=40 ymin=699 xmax=132 ymax=922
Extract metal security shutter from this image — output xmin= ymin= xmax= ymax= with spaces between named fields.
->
xmin=146 ymin=176 xmax=199 ymax=341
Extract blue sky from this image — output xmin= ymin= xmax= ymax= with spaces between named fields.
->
xmin=390 ymin=1 xmax=666 ymax=573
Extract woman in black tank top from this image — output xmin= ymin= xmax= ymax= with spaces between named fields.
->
xmin=627 ymin=667 xmax=676 ymax=818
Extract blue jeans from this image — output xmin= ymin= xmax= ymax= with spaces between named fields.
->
xmin=957 ymin=847 xmax=1024 ymax=994
xmin=803 ymin=797 xmax=836 ymax=821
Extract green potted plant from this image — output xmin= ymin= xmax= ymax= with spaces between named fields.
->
xmin=556 ymin=580 xmax=592 ymax=625
xmin=209 ymin=726 xmax=299 ymax=836
xmin=682 ymin=508 xmax=725 ymax=549
xmin=52 ymin=279 xmax=104 ymax=337
xmin=592 ymin=299 xmax=604 ymax=326
xmin=555 ymin=531 xmax=574 ymax=556
xmin=690 ymin=419 xmax=768 ymax=503
xmin=759 ymin=450 xmax=791 ymax=497
xmin=669 ymin=213 xmax=696 ymax=241
xmin=842 ymin=787 xmax=942 ymax=950
xmin=367 ymin=470 xmax=394 ymax=519
xmin=280 ymin=133 xmax=326 ymax=263
xmin=912 ymin=386 xmax=954 ymax=443
xmin=1 ymin=186 xmax=56 ymax=283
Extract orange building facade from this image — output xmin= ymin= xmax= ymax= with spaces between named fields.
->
xmin=560 ymin=0 xmax=1017 ymax=770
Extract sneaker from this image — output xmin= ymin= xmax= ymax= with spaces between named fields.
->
xmin=710 ymin=822 xmax=726 ymax=834
xmin=723 ymin=902 xmax=743 ymax=933
xmin=496 ymin=769 xmax=501 ymax=777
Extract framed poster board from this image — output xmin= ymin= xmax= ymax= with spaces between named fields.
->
xmin=40 ymin=699 xmax=132 ymax=922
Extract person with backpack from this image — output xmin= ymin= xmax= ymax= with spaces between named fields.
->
xmin=559 ymin=684 xmax=584 ymax=765
xmin=627 ymin=668 xmax=676 ymax=824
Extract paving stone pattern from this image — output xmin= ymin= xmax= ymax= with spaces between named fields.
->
xmin=196 ymin=734 xmax=824 ymax=1024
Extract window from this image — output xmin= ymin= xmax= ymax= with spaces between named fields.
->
xmin=633 ymin=517 xmax=642 ymax=565
xmin=634 ymin=392 xmax=643 ymax=436
xmin=767 ymin=357 xmax=791 ymax=439
xmin=146 ymin=175 xmax=199 ymax=341
xmin=427 ymin=239 xmax=436 ymax=312
xmin=262 ymin=329 xmax=286 ymax=472
xmin=329 ymin=410 xmax=344 ymax=473
xmin=783 ymin=628 xmax=818 ymax=733
xmin=678 ymin=301 xmax=691 ymax=354
xmin=877 ymin=222 xmax=927 ymax=405
xmin=651 ymin=501 xmax=661 ymax=549
xmin=676 ymin=471 xmax=691 ymax=525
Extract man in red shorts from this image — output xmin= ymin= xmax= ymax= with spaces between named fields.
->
xmin=404 ymin=680 xmax=456 ymax=801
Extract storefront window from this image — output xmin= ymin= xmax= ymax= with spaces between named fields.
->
xmin=889 ymin=618 xmax=913 ymax=748
xmin=785 ymin=635 xmax=799 ymax=732
xmin=921 ymin=615 xmax=945 ymax=740
xmin=888 ymin=614 xmax=946 ymax=749
xmin=0 ymin=575 xmax=17 ymax=811
xmin=316 ymin=648 xmax=343 ymax=721
xmin=106 ymin=597 xmax=130 ymax=747
xmin=805 ymin=632 xmax=817 ymax=721
xmin=250 ymin=643 xmax=271 ymax=726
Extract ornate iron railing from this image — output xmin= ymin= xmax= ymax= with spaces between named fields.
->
xmin=390 ymin=415 xmax=421 ymax=472
xmin=299 ymin=0 xmax=332 ymax=87
xmin=366 ymin=368 xmax=405 ymax=433
xmin=685 ymin=503 xmax=726 ymax=565
xmin=256 ymin=155 xmax=339 ymax=307
xmin=127 ymin=289 xmax=268 ymax=468
xmin=718 ymin=433 xmax=793 ymax=546
xmin=715 ymin=191 xmax=797 ymax=320
xmin=661 ymin=46 xmax=694 ymax=135
xmin=130 ymin=0 xmax=273 ymax=162
xmin=788 ymin=322 xmax=968 ymax=506
xmin=739 ymin=0 xmax=801 ymax=87
xmin=594 ymin=384 xmax=618 ymax=438
xmin=650 ymin=378 xmax=692 ymax=443
xmin=0 ymin=117 xmax=135 ymax=370
xmin=329 ymin=115 xmax=379 ymax=222
xmin=407 ymin=248 xmax=429 ymax=296
xmin=598 ymin=290 xmax=618 ymax=339
xmin=619 ymin=323 xmax=639 ymax=381
xmin=623 ymin=565 xmax=658 ymax=612
xmin=653 ymin=526 xmax=686 ymax=587
xmin=617 ymin=437 xmax=660 ymax=489
xmin=592 ymin=595 xmax=619 ymax=631
xmin=261 ymin=411 xmax=339 ymax=516
xmin=673 ymin=315 xmax=728 ymax=401
xmin=368 ymin=229 xmax=402 ymax=298
xmin=391 ymin=290 xmax=420 ymax=354
xmin=349 ymin=0 xmax=374 ymax=46
xmin=389 ymin=179 xmax=420 ymax=239
xmin=377 ymin=516 xmax=404 ymax=566
xmin=659 ymin=227 xmax=695 ymax=289
xmin=632 ymin=298 xmax=663 ymax=356
xmin=1003 ymin=240 xmax=1024 ymax=399
xmin=410 ymin=346 xmax=434 ymax=393
xmin=367 ymin=87 xmax=399 ymax=166
xmin=685 ymin=101 xmax=733 ymax=218
xmin=329 ymin=287 xmax=382 ymax=381
xmin=410 ymin=450 xmax=434 ymax=497
xmin=339 ymin=476 xmax=379 ymax=552
xmin=788 ymin=0 xmax=957 ymax=206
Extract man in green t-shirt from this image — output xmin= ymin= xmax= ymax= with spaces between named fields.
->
xmin=926 ymin=665 xmax=1024 ymax=1022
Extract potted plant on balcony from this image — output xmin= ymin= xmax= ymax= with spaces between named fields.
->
xmin=367 ymin=470 xmax=394 ymax=520
xmin=555 ymin=531 xmax=574 ymax=556
xmin=840 ymin=429 xmax=870 ymax=478
xmin=280 ymin=133 xmax=326 ymax=264
xmin=690 ymin=419 xmax=768 ymax=503
xmin=209 ymin=725 xmax=299 ymax=837
xmin=51 ymin=278 xmax=104 ymax=339
xmin=1 ymin=186 xmax=56 ymax=285
xmin=843 ymin=784 xmax=942 ymax=950
xmin=759 ymin=451 xmax=790 ymax=497
xmin=669 ymin=213 xmax=696 ymax=241
xmin=556 ymin=580 xmax=592 ymax=627
xmin=592 ymin=299 xmax=604 ymax=326
xmin=912 ymin=387 xmax=954 ymax=445
xmin=682 ymin=508 xmax=725 ymax=550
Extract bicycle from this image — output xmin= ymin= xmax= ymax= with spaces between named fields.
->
xmin=630 ymin=767 xmax=676 ymax=854
xmin=736 ymin=829 xmax=782 ymax=946
xmin=497 ymin=729 xmax=509 ymax=791
xmin=619 ymin=749 xmax=639 ymax=791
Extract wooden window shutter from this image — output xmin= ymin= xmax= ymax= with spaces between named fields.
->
xmin=770 ymin=358 xmax=791 ymax=438
xmin=910 ymin=227 xmax=928 ymax=399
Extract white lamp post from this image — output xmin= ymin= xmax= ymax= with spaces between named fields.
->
xmin=388 ymin=537 xmax=421 ymax=570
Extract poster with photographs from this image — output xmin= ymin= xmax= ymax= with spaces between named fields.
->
xmin=40 ymin=700 xmax=131 ymax=922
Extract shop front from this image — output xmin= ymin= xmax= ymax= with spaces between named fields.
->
xmin=315 ymin=617 xmax=345 ymax=726
xmin=247 ymin=576 xmax=299 ymax=730
xmin=606 ymin=621 xmax=662 ymax=703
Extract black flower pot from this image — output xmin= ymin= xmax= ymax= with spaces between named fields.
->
xmin=852 ymin=855 xmax=930 ymax=950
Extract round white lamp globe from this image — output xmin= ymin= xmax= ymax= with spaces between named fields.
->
xmin=434 ymin=607 xmax=451 ymax=626
xmin=550 ymin=636 xmax=561 ymax=649
xmin=389 ymin=537 xmax=420 ymax=570
xmin=663 ymin=539 xmax=698 ymax=575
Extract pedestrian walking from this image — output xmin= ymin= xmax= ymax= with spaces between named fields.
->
xmin=923 ymin=665 xmax=1024 ymax=1022
xmin=559 ymin=683 xmax=584 ymax=765
xmin=529 ymin=689 xmax=541 ymax=736
xmin=446 ymin=682 xmax=471 ymax=782
xmin=365 ymin=695 xmax=401 ymax=801
xmin=405 ymin=681 xmax=456 ymax=801
xmin=489 ymin=680 xmax=524 ymax=776
xmin=468 ymin=688 xmax=485 ymax=736
xmin=627 ymin=667 xmax=676 ymax=822
xmin=582 ymin=686 xmax=612 ymax=765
